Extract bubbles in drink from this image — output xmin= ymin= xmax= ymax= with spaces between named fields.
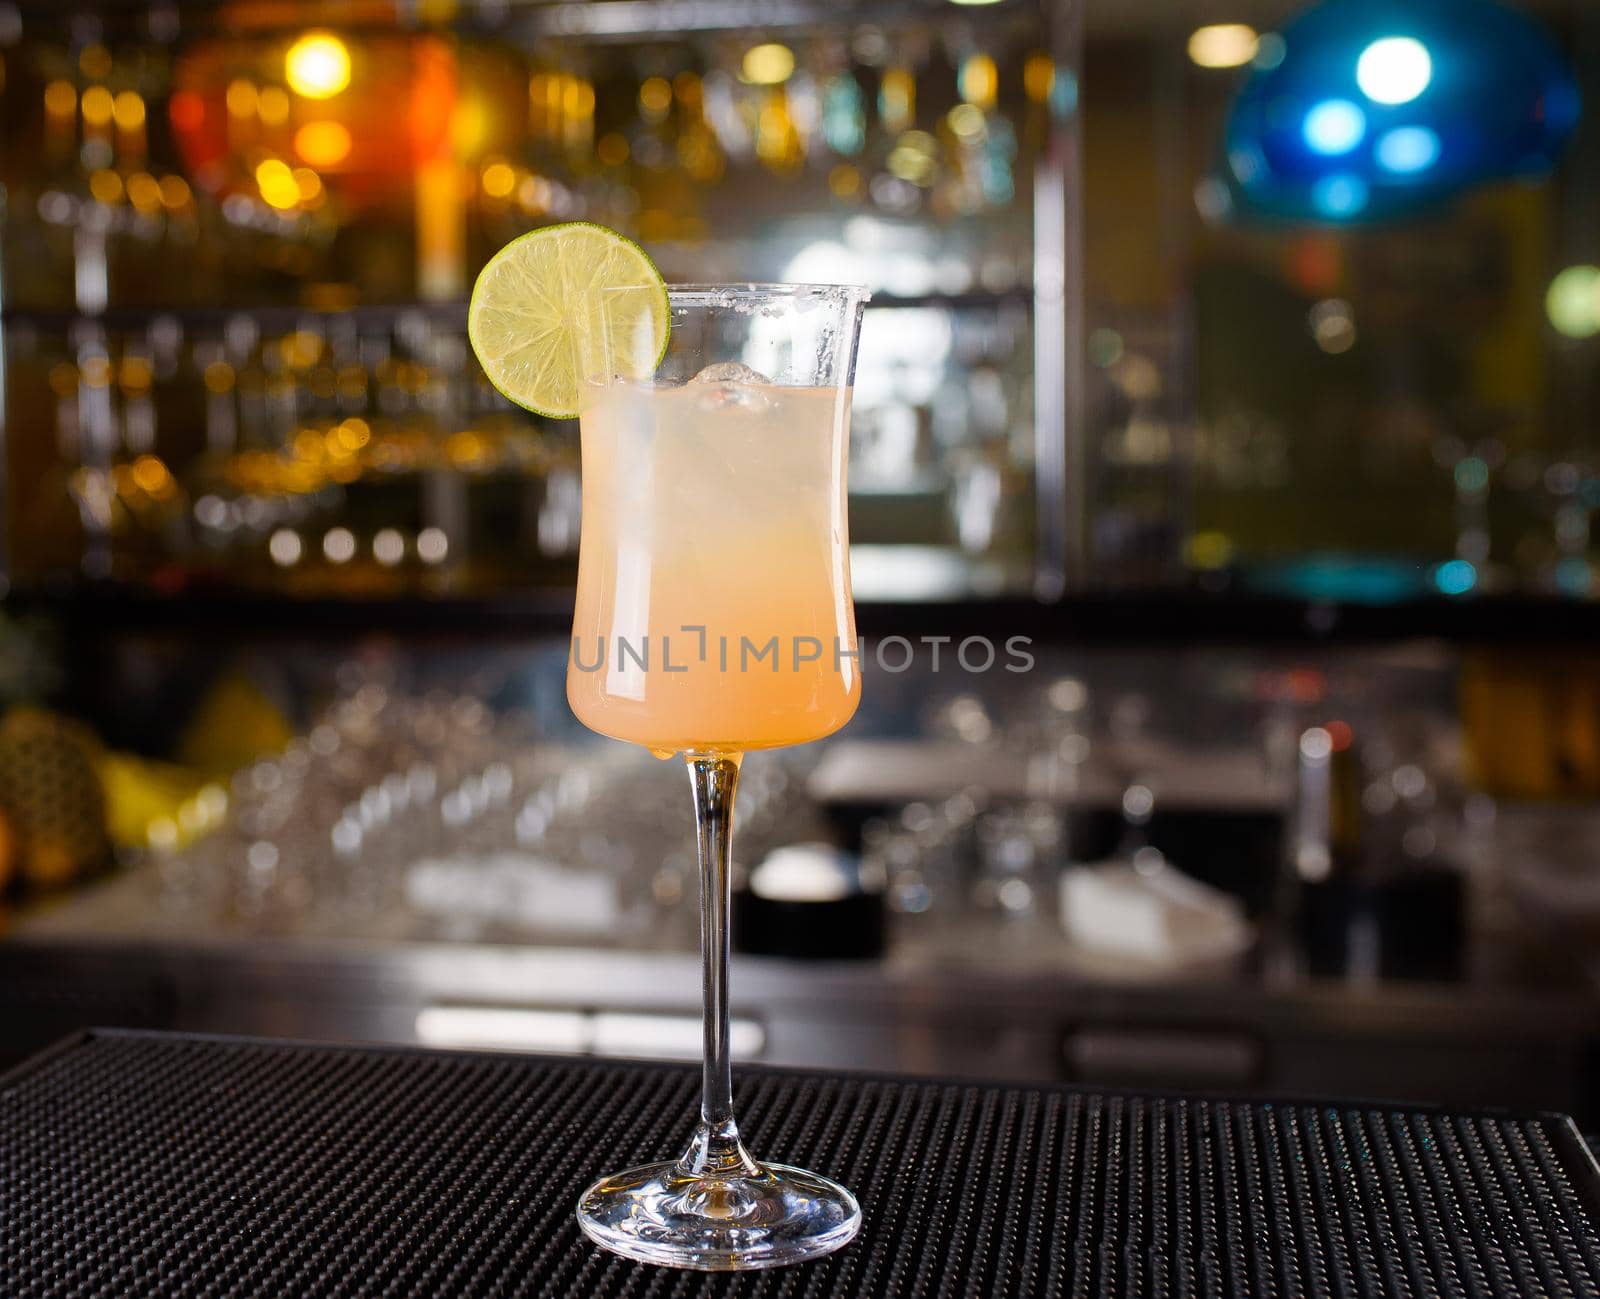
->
xmin=689 ymin=361 xmax=772 ymax=412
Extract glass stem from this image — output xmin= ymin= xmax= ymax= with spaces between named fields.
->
xmin=681 ymin=752 xmax=759 ymax=1180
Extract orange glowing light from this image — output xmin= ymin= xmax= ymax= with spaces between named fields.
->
xmin=480 ymin=160 xmax=516 ymax=198
xmin=337 ymin=418 xmax=371 ymax=449
xmin=119 ymin=356 xmax=154 ymax=392
xmin=226 ymin=78 xmax=258 ymax=118
xmin=445 ymin=431 xmax=488 ymax=468
xmin=159 ymin=174 xmax=193 ymax=210
xmin=565 ymin=77 xmax=595 ymax=119
xmin=257 ymin=85 xmax=291 ymax=126
xmin=131 ymin=456 xmax=172 ymax=494
xmin=81 ymin=86 xmax=115 ymax=128
xmin=169 ymin=89 xmax=205 ymax=132
xmin=126 ymin=173 xmax=163 ymax=213
xmin=293 ymin=119 xmax=352 ymax=167
xmin=1326 ymin=720 xmax=1354 ymax=751
xmin=1024 ymin=53 xmax=1056 ymax=103
xmin=88 ymin=169 xmax=124 ymax=205
xmin=112 ymin=90 xmax=146 ymax=130
xmin=44 ymin=80 xmax=77 ymax=117
xmin=639 ymin=76 xmax=671 ymax=121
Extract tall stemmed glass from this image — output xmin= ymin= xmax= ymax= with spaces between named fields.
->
xmin=569 ymin=284 xmax=869 ymax=1269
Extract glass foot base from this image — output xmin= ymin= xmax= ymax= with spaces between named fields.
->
xmin=576 ymin=1159 xmax=861 ymax=1271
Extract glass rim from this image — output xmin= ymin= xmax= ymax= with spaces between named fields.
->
xmin=596 ymin=281 xmax=871 ymax=305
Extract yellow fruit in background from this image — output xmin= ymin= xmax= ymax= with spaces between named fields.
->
xmin=178 ymin=672 xmax=294 ymax=773
xmin=98 ymin=750 xmax=226 ymax=849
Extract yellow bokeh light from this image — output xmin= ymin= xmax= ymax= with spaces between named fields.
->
xmin=958 ymin=54 xmax=998 ymax=109
xmin=677 ymin=133 xmax=723 ymax=181
xmin=330 ymin=418 xmax=369 ymax=452
xmin=1023 ymin=53 xmax=1056 ymax=103
xmin=293 ymin=119 xmax=352 ymax=167
xmin=131 ymin=455 xmax=171 ymax=494
xmin=119 ymin=356 xmax=154 ymax=392
xmin=947 ymin=103 xmax=986 ymax=139
xmin=879 ymin=68 xmax=915 ymax=132
xmin=126 ymin=172 xmax=163 ymax=213
xmin=828 ymin=163 xmax=862 ymax=200
xmin=285 ymin=31 xmax=351 ymax=100
xmin=257 ymin=85 xmax=291 ymax=126
xmin=565 ymin=77 xmax=595 ymax=119
xmin=452 ymin=97 xmax=489 ymax=154
xmin=337 ymin=417 xmax=371 ymax=449
xmin=1547 ymin=265 xmax=1600 ymax=339
xmin=291 ymin=167 xmax=321 ymax=203
xmin=81 ymin=85 xmax=114 ymax=127
xmin=1187 ymin=24 xmax=1260 ymax=69
xmin=226 ymin=79 xmax=258 ymax=118
xmin=639 ymin=76 xmax=672 ymax=121
xmin=741 ymin=43 xmax=795 ymax=86
xmin=255 ymin=158 xmax=301 ymax=209
xmin=202 ymin=361 xmax=235 ymax=393
xmin=279 ymin=330 xmax=323 ymax=368
xmin=112 ymin=90 xmax=146 ymax=130
xmin=888 ymin=148 xmax=932 ymax=184
xmin=44 ymin=80 xmax=76 ymax=117
xmin=1183 ymin=530 xmax=1236 ymax=570
xmin=88 ymin=169 xmax=124 ymax=205
xmin=596 ymin=132 xmax=629 ymax=167
xmin=445 ymin=431 xmax=488 ymax=468
xmin=480 ymin=160 xmax=516 ymax=198
xmin=78 ymin=44 xmax=112 ymax=80
xmin=159 ymin=174 xmax=192 ymax=210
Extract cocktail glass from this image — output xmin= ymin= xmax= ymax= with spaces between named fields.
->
xmin=569 ymin=283 xmax=870 ymax=1270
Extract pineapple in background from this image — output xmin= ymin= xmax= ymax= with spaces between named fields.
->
xmin=0 ymin=707 xmax=111 ymax=891
xmin=0 ymin=614 xmax=288 ymax=898
xmin=0 ymin=613 xmax=105 ymax=895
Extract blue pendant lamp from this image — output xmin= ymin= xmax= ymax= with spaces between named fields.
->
xmin=1220 ymin=0 xmax=1580 ymax=223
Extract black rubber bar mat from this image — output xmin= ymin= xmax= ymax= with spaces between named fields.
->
xmin=2 ymin=1029 xmax=1598 ymax=1297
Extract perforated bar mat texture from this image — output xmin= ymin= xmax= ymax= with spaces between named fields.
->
xmin=3 ymin=1031 xmax=1599 ymax=1297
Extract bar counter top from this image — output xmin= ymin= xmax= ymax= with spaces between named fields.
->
xmin=3 ymin=1029 xmax=1598 ymax=1297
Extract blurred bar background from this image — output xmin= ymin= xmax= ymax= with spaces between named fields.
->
xmin=2 ymin=0 xmax=1600 ymax=1123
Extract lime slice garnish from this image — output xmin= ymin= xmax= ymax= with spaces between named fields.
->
xmin=467 ymin=221 xmax=669 ymax=420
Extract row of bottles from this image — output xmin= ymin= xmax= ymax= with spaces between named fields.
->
xmin=1 ymin=20 xmax=1069 ymax=311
